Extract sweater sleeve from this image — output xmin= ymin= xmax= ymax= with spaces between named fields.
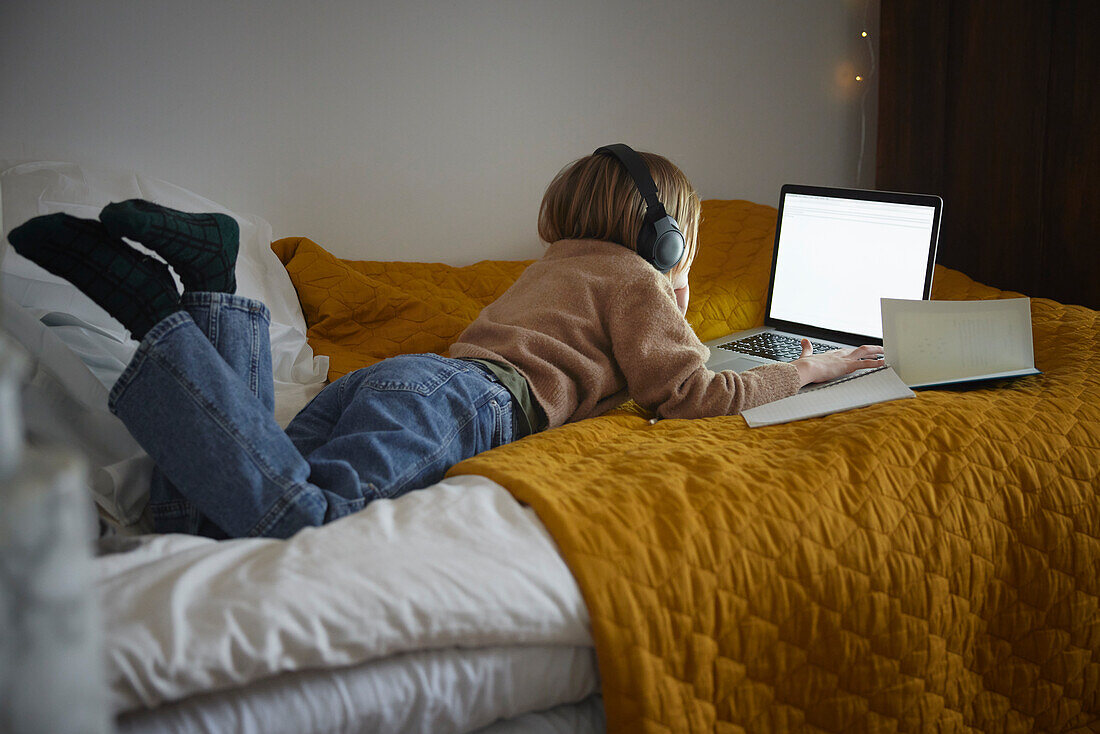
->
xmin=608 ymin=272 xmax=800 ymax=418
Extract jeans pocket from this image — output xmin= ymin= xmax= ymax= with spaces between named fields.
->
xmin=490 ymin=390 xmax=515 ymax=446
xmin=353 ymin=354 xmax=459 ymax=397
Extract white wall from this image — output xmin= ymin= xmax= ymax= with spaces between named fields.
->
xmin=0 ymin=0 xmax=879 ymax=263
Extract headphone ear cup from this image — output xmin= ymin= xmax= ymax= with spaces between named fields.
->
xmin=639 ymin=216 xmax=685 ymax=273
xmin=593 ymin=144 xmax=685 ymax=272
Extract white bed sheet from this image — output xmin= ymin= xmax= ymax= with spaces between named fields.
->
xmin=475 ymin=696 xmax=605 ymax=734
xmin=117 ymin=646 xmax=600 ymax=734
xmin=97 ymin=475 xmax=596 ymax=730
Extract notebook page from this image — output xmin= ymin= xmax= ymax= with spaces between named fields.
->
xmin=742 ymin=367 xmax=914 ymax=427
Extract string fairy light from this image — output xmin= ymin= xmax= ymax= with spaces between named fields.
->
xmin=855 ymin=0 xmax=877 ymax=187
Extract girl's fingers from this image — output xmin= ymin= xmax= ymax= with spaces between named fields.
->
xmin=855 ymin=345 xmax=884 ymax=359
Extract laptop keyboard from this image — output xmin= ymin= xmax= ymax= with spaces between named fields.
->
xmin=717 ymin=332 xmax=836 ymax=362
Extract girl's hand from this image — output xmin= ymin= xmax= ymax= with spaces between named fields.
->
xmin=791 ymin=338 xmax=884 ymax=386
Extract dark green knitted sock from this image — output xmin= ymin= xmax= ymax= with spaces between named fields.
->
xmin=7 ymin=213 xmax=180 ymax=339
xmin=100 ymin=199 xmax=239 ymax=293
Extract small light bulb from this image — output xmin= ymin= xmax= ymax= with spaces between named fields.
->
xmin=861 ymin=31 xmax=868 ymax=37
xmin=855 ymin=75 xmax=863 ymax=82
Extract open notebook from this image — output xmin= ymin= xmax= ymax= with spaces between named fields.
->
xmin=741 ymin=367 xmax=913 ymax=427
xmin=881 ymin=297 xmax=1040 ymax=388
xmin=741 ymin=297 xmax=1040 ymax=427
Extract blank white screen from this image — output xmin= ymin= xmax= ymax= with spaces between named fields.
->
xmin=769 ymin=193 xmax=936 ymax=339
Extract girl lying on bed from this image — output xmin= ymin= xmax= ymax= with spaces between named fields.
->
xmin=8 ymin=145 xmax=883 ymax=539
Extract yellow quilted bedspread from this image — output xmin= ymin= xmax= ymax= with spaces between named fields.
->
xmin=275 ymin=201 xmax=1100 ymax=732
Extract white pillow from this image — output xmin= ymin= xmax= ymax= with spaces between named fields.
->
xmin=0 ymin=161 xmax=329 ymax=529
xmin=0 ymin=161 xmax=328 ymax=388
xmin=2 ymin=293 xmax=152 ymax=526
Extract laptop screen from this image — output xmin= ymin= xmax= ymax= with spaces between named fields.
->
xmin=767 ymin=188 xmax=940 ymax=342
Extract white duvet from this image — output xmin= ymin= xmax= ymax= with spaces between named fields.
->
xmin=96 ymin=476 xmax=597 ymax=731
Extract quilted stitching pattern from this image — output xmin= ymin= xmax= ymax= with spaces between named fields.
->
xmin=272 ymin=236 xmax=531 ymax=380
xmin=277 ymin=202 xmax=1100 ymax=732
xmin=687 ymin=199 xmax=781 ymax=342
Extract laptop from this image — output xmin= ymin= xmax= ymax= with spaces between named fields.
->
xmin=704 ymin=184 xmax=942 ymax=376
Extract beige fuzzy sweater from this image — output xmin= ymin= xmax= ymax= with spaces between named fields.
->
xmin=450 ymin=239 xmax=800 ymax=429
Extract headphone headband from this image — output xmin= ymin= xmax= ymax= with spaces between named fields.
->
xmin=593 ymin=144 xmax=668 ymax=222
xmin=592 ymin=143 xmax=685 ymax=273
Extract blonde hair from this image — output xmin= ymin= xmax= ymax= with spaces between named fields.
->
xmin=537 ymin=149 xmax=701 ymax=279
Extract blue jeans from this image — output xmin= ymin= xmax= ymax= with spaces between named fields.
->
xmin=109 ymin=293 xmax=519 ymax=539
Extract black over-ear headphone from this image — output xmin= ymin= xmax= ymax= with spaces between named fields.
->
xmin=593 ymin=143 xmax=686 ymax=273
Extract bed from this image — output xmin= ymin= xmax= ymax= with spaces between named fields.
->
xmin=2 ymin=161 xmax=1098 ymax=733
